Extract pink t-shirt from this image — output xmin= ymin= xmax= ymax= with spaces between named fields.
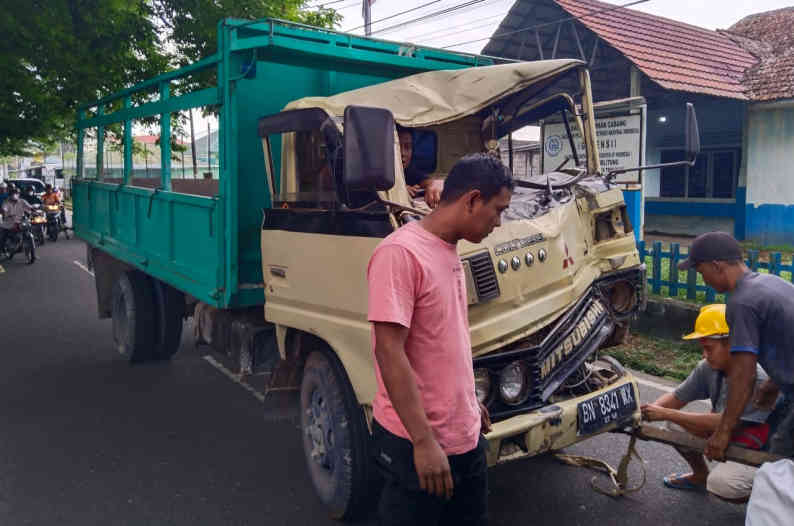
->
xmin=367 ymin=221 xmax=481 ymax=455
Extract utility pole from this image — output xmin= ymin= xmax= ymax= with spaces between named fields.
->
xmin=207 ymin=121 xmax=212 ymax=178
xmin=363 ymin=0 xmax=373 ymax=36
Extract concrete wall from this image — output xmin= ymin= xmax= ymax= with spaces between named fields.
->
xmin=744 ymin=103 xmax=794 ymax=244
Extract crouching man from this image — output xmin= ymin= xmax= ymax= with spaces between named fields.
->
xmin=641 ymin=304 xmax=773 ymax=502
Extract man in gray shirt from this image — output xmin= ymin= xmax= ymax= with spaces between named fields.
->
xmin=677 ymin=232 xmax=794 ymax=460
xmin=642 ymin=304 xmax=773 ymax=501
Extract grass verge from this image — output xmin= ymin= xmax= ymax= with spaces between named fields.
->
xmin=601 ymin=332 xmax=701 ymax=382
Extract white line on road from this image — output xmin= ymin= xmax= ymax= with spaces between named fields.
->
xmin=73 ymin=260 xmax=95 ymax=277
xmin=203 ymin=355 xmax=265 ymax=403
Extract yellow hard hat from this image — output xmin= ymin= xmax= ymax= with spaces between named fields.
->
xmin=683 ymin=304 xmax=729 ymax=340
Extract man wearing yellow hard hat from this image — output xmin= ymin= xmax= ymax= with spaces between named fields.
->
xmin=641 ymin=304 xmax=773 ymax=501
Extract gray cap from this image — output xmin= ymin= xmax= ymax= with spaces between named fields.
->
xmin=678 ymin=231 xmax=743 ymax=270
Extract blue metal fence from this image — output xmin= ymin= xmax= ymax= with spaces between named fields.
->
xmin=637 ymin=241 xmax=794 ymax=302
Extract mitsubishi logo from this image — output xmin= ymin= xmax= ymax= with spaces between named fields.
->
xmin=562 ymin=242 xmax=575 ymax=269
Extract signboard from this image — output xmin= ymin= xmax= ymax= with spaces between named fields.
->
xmin=542 ymin=113 xmax=643 ymax=183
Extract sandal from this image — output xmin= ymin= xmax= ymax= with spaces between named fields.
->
xmin=663 ymin=473 xmax=706 ymax=491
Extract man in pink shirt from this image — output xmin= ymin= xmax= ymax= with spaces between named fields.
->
xmin=368 ymin=153 xmax=513 ymax=525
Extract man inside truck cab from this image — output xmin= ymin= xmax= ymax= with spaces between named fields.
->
xmin=398 ymin=127 xmax=443 ymax=209
xmin=368 ymin=153 xmax=513 ymax=526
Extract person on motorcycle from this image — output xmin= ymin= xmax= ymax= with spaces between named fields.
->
xmin=42 ymin=184 xmax=60 ymax=206
xmin=0 ymin=188 xmax=33 ymax=252
xmin=42 ymin=183 xmax=67 ymax=228
xmin=21 ymin=185 xmax=40 ymax=206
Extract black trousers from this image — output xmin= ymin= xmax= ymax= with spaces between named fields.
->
xmin=372 ymin=420 xmax=488 ymax=526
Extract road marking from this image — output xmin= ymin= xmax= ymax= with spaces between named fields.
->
xmin=203 ymin=355 xmax=265 ymax=403
xmin=73 ymin=260 xmax=95 ymax=277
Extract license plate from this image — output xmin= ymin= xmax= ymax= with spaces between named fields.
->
xmin=577 ymin=383 xmax=637 ymax=436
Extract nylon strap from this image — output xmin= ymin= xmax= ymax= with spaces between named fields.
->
xmin=554 ymin=434 xmax=646 ymax=497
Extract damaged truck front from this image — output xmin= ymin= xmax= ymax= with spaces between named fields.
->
xmin=258 ymin=59 xmax=675 ymax=519
xmin=74 ymin=19 xmax=701 ymax=522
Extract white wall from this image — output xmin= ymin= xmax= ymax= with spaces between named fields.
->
xmin=745 ymin=105 xmax=794 ymax=205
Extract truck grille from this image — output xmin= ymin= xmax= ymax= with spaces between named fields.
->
xmin=466 ymin=252 xmax=500 ymax=302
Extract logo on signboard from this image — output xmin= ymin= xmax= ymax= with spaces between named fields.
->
xmin=545 ymin=135 xmax=562 ymax=157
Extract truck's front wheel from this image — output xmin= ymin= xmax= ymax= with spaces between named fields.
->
xmin=300 ymin=350 xmax=374 ymax=520
xmin=112 ymin=271 xmax=156 ymax=363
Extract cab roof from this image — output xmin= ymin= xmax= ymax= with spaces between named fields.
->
xmin=283 ymin=59 xmax=584 ymax=127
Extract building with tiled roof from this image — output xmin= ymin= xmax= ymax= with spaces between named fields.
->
xmin=483 ymin=1 xmax=794 ymax=244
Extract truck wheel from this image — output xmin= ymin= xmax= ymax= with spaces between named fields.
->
xmin=300 ymin=350 xmax=374 ymax=520
xmin=112 ymin=271 xmax=156 ymax=363
xmin=151 ymin=279 xmax=184 ymax=360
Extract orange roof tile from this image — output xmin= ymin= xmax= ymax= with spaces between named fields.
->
xmin=554 ymin=0 xmax=757 ymax=100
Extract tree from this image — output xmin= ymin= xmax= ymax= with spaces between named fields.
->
xmin=0 ymin=1 xmax=168 ymax=156
xmin=0 ymin=1 xmax=339 ymax=156
xmin=151 ymin=0 xmax=340 ymax=65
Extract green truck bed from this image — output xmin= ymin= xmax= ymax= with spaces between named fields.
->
xmin=73 ymin=18 xmax=489 ymax=308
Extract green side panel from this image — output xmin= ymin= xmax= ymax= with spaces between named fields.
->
xmin=73 ymin=181 xmax=223 ymax=307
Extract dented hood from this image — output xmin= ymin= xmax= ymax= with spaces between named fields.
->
xmin=283 ymin=60 xmax=583 ymax=127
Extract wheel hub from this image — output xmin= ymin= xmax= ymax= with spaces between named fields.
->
xmin=306 ymin=388 xmax=335 ymax=470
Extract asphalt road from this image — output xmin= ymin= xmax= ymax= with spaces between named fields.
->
xmin=0 ymin=236 xmax=748 ymax=525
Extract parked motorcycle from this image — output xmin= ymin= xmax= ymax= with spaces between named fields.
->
xmin=1 ymin=214 xmax=36 ymax=264
xmin=31 ymin=206 xmax=47 ymax=246
xmin=44 ymin=203 xmax=69 ymax=241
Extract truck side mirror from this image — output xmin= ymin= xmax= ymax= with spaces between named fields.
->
xmin=343 ymin=105 xmax=395 ymax=191
xmin=685 ymin=102 xmax=700 ymax=165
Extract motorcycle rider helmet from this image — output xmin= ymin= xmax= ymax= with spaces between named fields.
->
xmin=45 ymin=184 xmax=53 ymax=192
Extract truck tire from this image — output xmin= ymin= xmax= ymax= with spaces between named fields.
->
xmin=300 ymin=350 xmax=375 ymax=520
xmin=112 ymin=271 xmax=156 ymax=363
xmin=151 ymin=279 xmax=184 ymax=360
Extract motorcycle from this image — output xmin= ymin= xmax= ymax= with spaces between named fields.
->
xmin=1 ymin=214 xmax=36 ymax=264
xmin=31 ymin=206 xmax=47 ymax=246
xmin=44 ymin=203 xmax=69 ymax=241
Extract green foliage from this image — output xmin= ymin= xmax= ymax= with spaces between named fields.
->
xmin=1 ymin=1 xmax=340 ymax=156
xmin=151 ymin=0 xmax=341 ymax=65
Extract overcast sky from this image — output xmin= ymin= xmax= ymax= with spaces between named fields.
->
xmin=186 ymin=1 xmax=791 ymax=140
xmin=330 ymin=0 xmax=793 ymax=54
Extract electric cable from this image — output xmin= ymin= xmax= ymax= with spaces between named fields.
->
xmin=344 ymin=0 xmax=445 ymax=32
xmin=369 ymin=0 xmax=488 ymax=36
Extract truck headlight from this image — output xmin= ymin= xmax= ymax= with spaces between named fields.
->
xmin=499 ymin=361 xmax=530 ymax=405
xmin=474 ymin=368 xmax=491 ymax=404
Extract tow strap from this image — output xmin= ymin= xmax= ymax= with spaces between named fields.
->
xmin=555 ymin=433 xmax=646 ymax=497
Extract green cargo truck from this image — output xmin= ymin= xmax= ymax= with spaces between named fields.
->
xmin=74 ymin=18 xmax=699 ymax=520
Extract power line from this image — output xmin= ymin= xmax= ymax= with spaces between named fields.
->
xmin=401 ymin=6 xmax=510 ymax=43
xmin=306 ymin=0 xmax=350 ymax=7
xmin=305 ymin=0 xmax=359 ymax=10
xmin=442 ymin=0 xmax=650 ymax=49
xmin=370 ymin=0 xmax=488 ymax=36
xmin=345 ymin=0 xmax=445 ymax=32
